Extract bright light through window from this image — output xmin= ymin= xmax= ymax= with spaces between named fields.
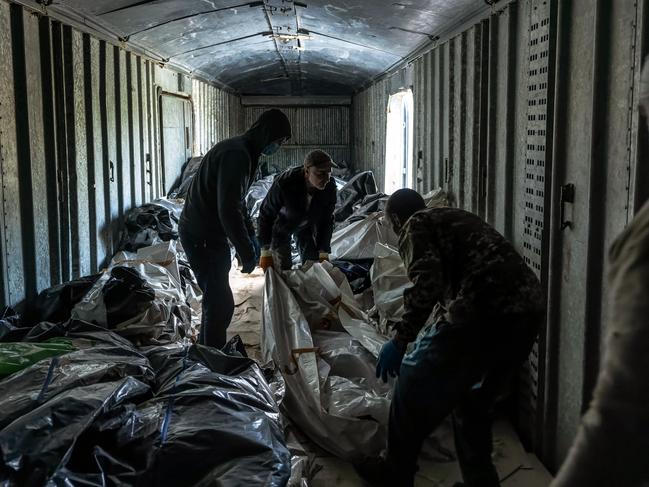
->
xmin=384 ymin=90 xmax=414 ymax=194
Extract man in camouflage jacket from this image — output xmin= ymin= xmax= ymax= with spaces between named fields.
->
xmin=357 ymin=189 xmax=544 ymax=487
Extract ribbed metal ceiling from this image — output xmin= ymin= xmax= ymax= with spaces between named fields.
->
xmin=49 ymin=0 xmax=488 ymax=95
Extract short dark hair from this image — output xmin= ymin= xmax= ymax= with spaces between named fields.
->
xmin=385 ymin=189 xmax=426 ymax=225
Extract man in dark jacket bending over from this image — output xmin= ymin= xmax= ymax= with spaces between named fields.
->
xmin=179 ymin=109 xmax=291 ymax=348
xmin=257 ymin=149 xmax=337 ymax=270
xmin=357 ymin=189 xmax=545 ymax=487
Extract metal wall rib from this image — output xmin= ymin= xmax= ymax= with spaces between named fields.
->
xmin=351 ymin=78 xmax=390 ymax=190
xmin=0 ymin=0 xmax=241 ymax=308
xmin=192 ymin=78 xmax=243 ymax=157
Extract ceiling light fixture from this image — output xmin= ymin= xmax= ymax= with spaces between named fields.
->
xmin=267 ymin=32 xmax=312 ymax=42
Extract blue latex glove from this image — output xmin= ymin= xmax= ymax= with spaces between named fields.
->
xmin=376 ymin=339 xmax=407 ymax=383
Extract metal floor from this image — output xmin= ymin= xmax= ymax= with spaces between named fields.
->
xmin=228 ymin=268 xmax=553 ymax=486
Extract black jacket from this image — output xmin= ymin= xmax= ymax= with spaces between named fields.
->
xmin=179 ymin=109 xmax=291 ymax=263
xmin=257 ymin=166 xmax=337 ymax=252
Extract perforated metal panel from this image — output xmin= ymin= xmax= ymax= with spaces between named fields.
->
xmin=519 ymin=0 xmax=553 ymax=447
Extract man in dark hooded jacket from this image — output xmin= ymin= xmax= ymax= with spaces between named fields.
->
xmin=179 ymin=109 xmax=291 ymax=348
xmin=257 ymin=149 xmax=338 ymax=270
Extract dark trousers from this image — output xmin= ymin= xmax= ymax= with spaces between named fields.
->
xmin=179 ymin=230 xmax=233 ymax=348
xmin=274 ymin=224 xmax=318 ymax=270
xmin=388 ymin=313 xmax=542 ymax=487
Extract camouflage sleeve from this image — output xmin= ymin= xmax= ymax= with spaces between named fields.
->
xmin=394 ymin=221 xmax=445 ymax=343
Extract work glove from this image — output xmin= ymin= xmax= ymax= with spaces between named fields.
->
xmin=241 ymin=259 xmax=256 ymax=274
xmin=318 ymin=251 xmax=329 ymax=263
xmin=376 ymin=338 xmax=407 ymax=383
xmin=259 ymin=249 xmax=274 ymax=272
xmin=250 ymin=236 xmax=261 ymax=263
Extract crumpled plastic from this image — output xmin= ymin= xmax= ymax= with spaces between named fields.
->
xmin=246 ymin=174 xmax=275 ymax=222
xmin=25 ymin=274 xmax=101 ymax=326
xmin=424 ymin=187 xmax=449 ymax=208
xmin=72 ymin=240 xmax=198 ymax=346
xmin=330 ymin=212 xmax=398 ymax=261
xmin=168 ymin=156 xmax=202 ymax=199
xmin=85 ymin=344 xmax=291 ymax=487
xmin=117 ymin=198 xmax=184 ymax=252
xmin=348 ymin=193 xmax=389 ymax=220
xmin=284 ymin=421 xmax=319 ymax=487
xmin=0 ymin=376 xmax=151 ymax=486
xmin=334 ymin=171 xmax=378 ymax=223
xmin=330 ymin=260 xmax=373 ymax=294
xmin=261 ymin=263 xmax=392 ymax=461
xmin=0 ymin=320 xmax=292 ymax=486
xmin=0 ymin=338 xmax=76 ymax=378
xmin=0 ymin=308 xmax=32 ymax=342
xmin=0 ymin=321 xmax=155 ymax=432
xmin=369 ymin=243 xmax=412 ymax=335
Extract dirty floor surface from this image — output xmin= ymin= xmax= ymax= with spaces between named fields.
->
xmin=227 ymin=268 xmax=553 ymax=486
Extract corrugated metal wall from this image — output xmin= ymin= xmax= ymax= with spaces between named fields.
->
xmin=351 ymin=0 xmax=649 ymax=472
xmin=0 ymin=0 xmax=241 ymax=308
xmin=351 ymin=78 xmax=391 ymax=189
xmin=244 ymin=105 xmax=350 ymax=175
xmin=193 ymin=79 xmax=243 ymax=156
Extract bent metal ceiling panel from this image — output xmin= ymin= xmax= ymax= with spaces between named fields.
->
xmin=47 ymin=0 xmax=487 ymax=95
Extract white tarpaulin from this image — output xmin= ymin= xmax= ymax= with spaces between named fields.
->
xmin=369 ymin=243 xmax=411 ymax=335
xmin=330 ymin=213 xmax=398 ymax=261
xmin=261 ymin=263 xmax=392 ymax=461
xmin=72 ymin=240 xmax=199 ymax=345
xmin=329 ymin=187 xmax=448 ymax=262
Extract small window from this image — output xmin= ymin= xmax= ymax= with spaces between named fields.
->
xmin=384 ymin=90 xmax=414 ymax=193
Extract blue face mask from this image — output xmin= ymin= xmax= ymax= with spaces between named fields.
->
xmin=262 ymin=142 xmax=281 ymax=156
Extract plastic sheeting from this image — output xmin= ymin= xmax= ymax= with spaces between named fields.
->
xmin=93 ymin=344 xmax=291 ymax=487
xmin=25 ymin=274 xmax=101 ymax=326
xmin=0 ymin=321 xmax=155 ymax=431
xmin=369 ymin=243 xmax=411 ymax=335
xmin=0 ymin=179 xmax=301 ymax=485
xmin=0 ymin=338 xmax=76 ymax=378
xmin=168 ymin=156 xmax=203 ymax=199
xmin=262 ymin=263 xmax=392 ymax=461
xmin=0 ymin=319 xmax=292 ymax=486
xmin=118 ymin=198 xmax=184 ymax=252
xmin=72 ymin=240 xmax=199 ymax=346
xmin=334 ymin=171 xmax=378 ymax=223
xmin=0 ymin=376 xmax=151 ymax=486
xmin=330 ymin=212 xmax=398 ymax=261
xmin=0 ymin=308 xmax=33 ymax=342
xmin=246 ymin=175 xmax=275 ymax=222
xmin=330 ymin=187 xmax=449 ymax=262
xmin=330 ymin=260 xmax=373 ymax=294
xmin=424 ymin=187 xmax=450 ymax=209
